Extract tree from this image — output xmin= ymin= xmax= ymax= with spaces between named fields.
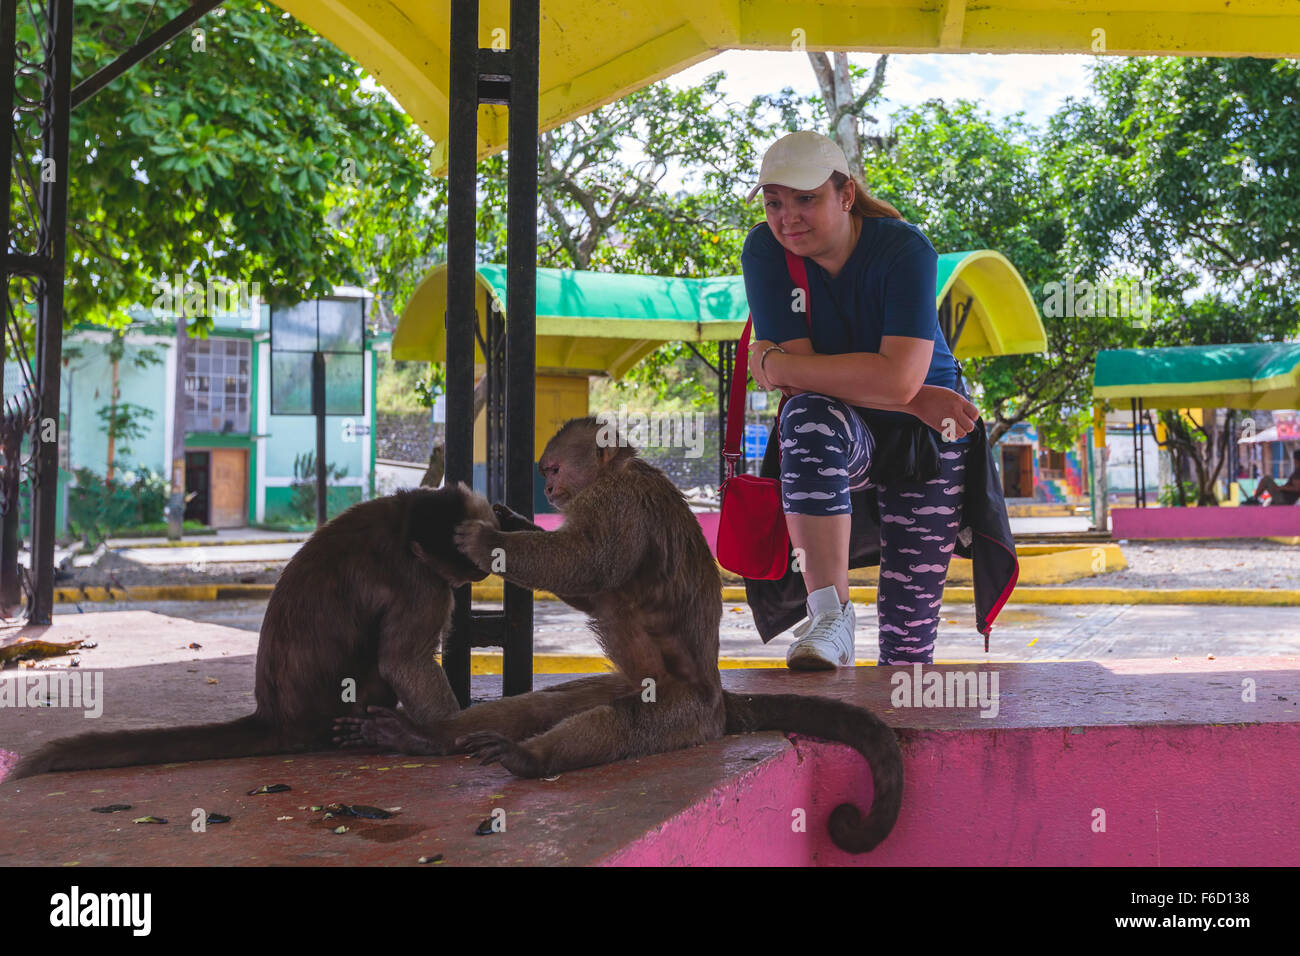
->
xmin=46 ymin=0 xmax=442 ymax=325
xmin=806 ymin=53 xmax=891 ymax=180
xmin=458 ymin=72 xmax=780 ymax=409
xmin=849 ymin=98 xmax=1121 ymax=448
xmin=1048 ymin=57 xmax=1300 ymax=500
xmin=62 ymin=330 xmax=162 ymax=480
xmin=24 ymin=0 xmax=445 ymax=531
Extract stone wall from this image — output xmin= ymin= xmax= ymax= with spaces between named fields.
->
xmin=373 ymin=410 xmax=775 ymax=492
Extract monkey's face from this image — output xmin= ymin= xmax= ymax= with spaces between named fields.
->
xmin=539 ymin=452 xmax=594 ymax=513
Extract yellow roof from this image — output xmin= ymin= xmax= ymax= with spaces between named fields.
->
xmin=275 ymin=1 xmax=1300 ymax=176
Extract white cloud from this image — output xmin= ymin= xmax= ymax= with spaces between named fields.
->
xmin=665 ymin=50 xmax=1098 ymax=130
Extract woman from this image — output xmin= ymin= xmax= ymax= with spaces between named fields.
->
xmin=741 ymin=130 xmax=980 ymax=669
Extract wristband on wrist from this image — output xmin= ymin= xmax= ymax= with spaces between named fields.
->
xmin=759 ymin=344 xmax=785 ymax=378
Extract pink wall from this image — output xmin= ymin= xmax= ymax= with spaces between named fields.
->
xmin=602 ymin=723 xmax=1300 ymax=866
xmin=1112 ymin=505 xmax=1300 ymax=539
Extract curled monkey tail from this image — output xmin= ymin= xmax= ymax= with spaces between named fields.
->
xmin=6 ymin=715 xmax=284 ymax=780
xmin=722 ymin=691 xmax=903 ymax=853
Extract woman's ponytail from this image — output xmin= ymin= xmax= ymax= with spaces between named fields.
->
xmin=830 ymin=170 xmax=904 ymax=221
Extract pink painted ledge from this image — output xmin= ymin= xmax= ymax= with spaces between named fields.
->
xmin=1112 ymin=505 xmax=1300 ymax=540
xmin=3 ymin=658 xmax=1296 ymax=866
xmin=604 ymin=658 xmax=1300 ymax=866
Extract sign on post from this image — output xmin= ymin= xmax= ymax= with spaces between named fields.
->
xmin=270 ymin=297 xmax=366 ymax=526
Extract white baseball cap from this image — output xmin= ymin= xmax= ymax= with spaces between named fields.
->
xmin=745 ymin=131 xmax=851 ymax=202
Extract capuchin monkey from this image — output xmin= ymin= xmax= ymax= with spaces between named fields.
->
xmin=6 ymin=483 xmax=496 ymax=780
xmin=334 ymin=417 xmax=904 ymax=854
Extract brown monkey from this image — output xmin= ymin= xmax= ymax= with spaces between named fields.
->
xmin=334 ymin=417 xmax=904 ymax=853
xmin=6 ymin=483 xmax=496 ymax=780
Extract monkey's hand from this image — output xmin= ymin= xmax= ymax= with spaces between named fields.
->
xmin=492 ymin=502 xmax=540 ymax=533
xmin=456 ymin=731 xmax=544 ymax=778
xmin=453 ymin=518 xmax=499 ymax=572
xmin=332 ymin=706 xmax=441 ymax=755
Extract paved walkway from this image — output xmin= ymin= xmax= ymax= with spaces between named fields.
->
xmin=50 ymin=597 xmax=1300 ymax=663
xmin=52 ymin=516 xmax=1096 ymax=567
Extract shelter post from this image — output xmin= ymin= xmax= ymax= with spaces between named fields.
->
xmin=1092 ymin=402 xmax=1108 ymax=531
xmin=443 ymin=0 xmax=539 ymax=705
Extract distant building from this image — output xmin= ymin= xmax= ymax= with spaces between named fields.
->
xmin=992 ymin=421 xmax=1089 ymax=503
xmin=18 ymin=286 xmax=383 ymax=534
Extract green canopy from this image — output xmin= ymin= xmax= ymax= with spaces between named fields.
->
xmin=1093 ymin=343 xmax=1300 ymax=410
xmin=393 ymin=252 xmax=1045 ymax=376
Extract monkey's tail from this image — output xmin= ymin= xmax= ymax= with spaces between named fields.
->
xmin=6 ymin=715 xmax=286 ymax=781
xmin=723 ymin=691 xmax=903 ymax=853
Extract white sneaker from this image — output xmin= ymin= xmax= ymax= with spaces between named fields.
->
xmin=786 ymin=588 xmax=856 ymax=670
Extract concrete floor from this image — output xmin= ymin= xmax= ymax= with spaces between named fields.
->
xmin=2 ymin=612 xmax=1296 ymax=866
xmin=47 ymin=596 xmax=1300 ymax=662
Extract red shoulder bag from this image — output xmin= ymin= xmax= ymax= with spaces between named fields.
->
xmin=716 ymin=248 xmax=812 ymax=579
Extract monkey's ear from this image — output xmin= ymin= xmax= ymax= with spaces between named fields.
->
xmin=596 ymin=442 xmax=636 ymax=470
xmin=455 ymin=480 xmax=499 ymax=527
xmin=411 ymin=540 xmax=488 ymax=586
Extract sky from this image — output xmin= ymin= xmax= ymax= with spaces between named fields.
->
xmin=664 ymin=50 xmax=1101 ymax=131
xmin=644 ymin=50 xmax=1101 ymax=194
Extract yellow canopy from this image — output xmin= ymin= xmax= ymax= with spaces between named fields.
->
xmin=273 ymin=1 xmax=1300 ymax=176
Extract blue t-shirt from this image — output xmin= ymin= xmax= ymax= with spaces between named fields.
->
xmin=741 ymin=217 xmax=970 ymax=443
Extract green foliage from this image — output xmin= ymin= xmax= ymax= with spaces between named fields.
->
xmin=26 ymin=0 xmax=441 ymax=329
xmin=95 ymin=402 xmax=155 ymax=459
xmin=469 ymin=71 xmax=780 ymax=408
xmin=854 ymin=97 xmax=1115 ymax=448
xmin=29 ymin=1 xmax=1299 ymax=458
xmin=68 ymin=466 xmax=170 ymax=542
xmin=1048 ymin=57 xmax=1300 ymax=342
xmin=375 ymin=351 xmax=436 ymax=412
xmin=289 ymin=450 xmax=349 ymax=522
xmin=1157 ymin=480 xmax=1200 ymax=508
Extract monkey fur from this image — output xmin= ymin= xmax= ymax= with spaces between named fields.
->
xmin=6 ymin=483 xmax=496 ymax=780
xmin=334 ymin=417 xmax=904 ymax=854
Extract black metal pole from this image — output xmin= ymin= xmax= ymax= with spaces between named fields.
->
xmin=718 ymin=339 xmax=732 ymax=488
xmin=312 ymin=350 xmax=326 ymax=526
xmin=443 ymin=0 xmax=479 ymax=707
xmin=28 ymin=0 xmax=75 ymax=624
xmin=1138 ymin=398 xmax=1146 ymax=507
xmin=502 ymin=0 xmax=539 ymax=698
xmin=1 ymin=0 xmax=21 ymax=609
xmin=1130 ymin=398 xmax=1138 ymax=508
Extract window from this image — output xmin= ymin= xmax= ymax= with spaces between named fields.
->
xmin=1038 ymin=448 xmax=1066 ymax=479
xmin=185 ymin=338 xmax=251 ymax=434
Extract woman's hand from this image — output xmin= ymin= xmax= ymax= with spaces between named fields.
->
xmin=748 ymin=338 xmax=780 ymax=391
xmin=905 ymin=384 xmax=979 ymax=440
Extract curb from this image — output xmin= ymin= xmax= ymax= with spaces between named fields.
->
xmin=106 ymin=536 xmax=307 ymax=550
xmin=464 ymin=653 xmax=793 ymax=674
xmin=51 ymin=582 xmax=1300 ymax=608
xmin=1005 ymin=504 xmax=1088 ymax=517
xmin=717 ymin=543 xmax=1128 ymax=588
xmin=54 ymin=584 xmax=275 ymax=603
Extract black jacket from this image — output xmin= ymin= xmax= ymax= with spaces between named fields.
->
xmin=742 ymin=383 xmax=1019 ymax=653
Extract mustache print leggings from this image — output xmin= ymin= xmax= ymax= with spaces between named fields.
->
xmin=778 ymin=392 xmax=970 ymax=665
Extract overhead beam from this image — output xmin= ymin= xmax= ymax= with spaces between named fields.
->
xmin=937 ymin=0 xmax=966 ymax=49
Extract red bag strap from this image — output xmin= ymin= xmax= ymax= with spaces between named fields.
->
xmin=723 ymin=247 xmax=813 ymax=475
